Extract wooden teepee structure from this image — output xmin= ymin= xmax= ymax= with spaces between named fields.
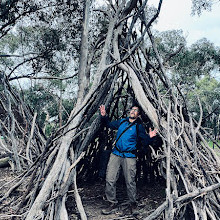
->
xmin=0 ymin=0 xmax=219 ymax=219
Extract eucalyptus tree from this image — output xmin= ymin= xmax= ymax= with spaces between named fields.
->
xmin=153 ymin=30 xmax=220 ymax=142
xmin=0 ymin=0 xmax=109 ymax=132
xmin=153 ymin=31 xmax=219 ymax=89
xmin=188 ymin=76 xmax=220 ymax=140
xmin=191 ymin=0 xmax=220 ymax=15
xmin=0 ymin=0 xmax=85 ymax=149
xmin=0 ymin=0 xmax=219 ymax=220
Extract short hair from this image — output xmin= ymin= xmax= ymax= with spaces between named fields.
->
xmin=131 ymin=105 xmax=142 ymax=115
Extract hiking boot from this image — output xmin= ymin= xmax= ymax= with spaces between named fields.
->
xmin=101 ymin=202 xmax=118 ymax=215
xmin=122 ymin=202 xmax=139 ymax=215
xmin=130 ymin=202 xmax=139 ymax=216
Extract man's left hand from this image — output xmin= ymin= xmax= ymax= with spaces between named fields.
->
xmin=149 ymin=128 xmax=157 ymax=138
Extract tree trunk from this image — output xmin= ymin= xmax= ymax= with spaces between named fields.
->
xmin=0 ymin=156 xmax=10 ymax=167
xmin=1 ymin=1 xmax=220 ymax=220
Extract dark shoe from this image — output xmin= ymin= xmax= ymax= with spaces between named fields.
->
xmin=101 ymin=202 xmax=118 ymax=215
xmin=130 ymin=202 xmax=139 ymax=216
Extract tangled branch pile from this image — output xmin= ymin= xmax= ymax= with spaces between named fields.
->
xmin=0 ymin=0 xmax=219 ymax=219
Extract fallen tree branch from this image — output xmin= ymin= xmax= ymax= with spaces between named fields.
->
xmin=144 ymin=183 xmax=220 ymax=220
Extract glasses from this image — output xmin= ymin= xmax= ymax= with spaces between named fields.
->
xmin=130 ymin=108 xmax=139 ymax=112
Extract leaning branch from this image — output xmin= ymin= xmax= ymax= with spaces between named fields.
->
xmin=144 ymin=183 xmax=220 ymax=220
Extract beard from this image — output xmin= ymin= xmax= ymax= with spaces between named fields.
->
xmin=129 ymin=116 xmax=136 ymax=119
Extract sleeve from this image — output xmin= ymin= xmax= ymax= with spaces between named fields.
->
xmin=101 ymin=116 xmax=122 ymax=130
xmin=138 ymin=124 xmax=153 ymax=146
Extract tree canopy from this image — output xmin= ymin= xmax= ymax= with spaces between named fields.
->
xmin=0 ymin=0 xmax=220 ymax=219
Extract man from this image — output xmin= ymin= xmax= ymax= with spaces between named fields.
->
xmin=99 ymin=104 xmax=157 ymax=215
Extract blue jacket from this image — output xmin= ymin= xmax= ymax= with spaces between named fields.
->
xmin=102 ymin=116 xmax=152 ymax=158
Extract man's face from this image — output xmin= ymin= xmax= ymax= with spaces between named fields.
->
xmin=129 ymin=107 xmax=139 ymax=119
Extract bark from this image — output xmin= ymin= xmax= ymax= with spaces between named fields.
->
xmin=77 ymin=0 xmax=91 ymax=105
xmin=3 ymin=79 xmax=21 ymax=171
xmin=26 ymin=112 xmax=37 ymax=165
xmin=0 ymin=1 xmax=220 ymax=220
xmin=0 ymin=156 xmax=10 ymax=167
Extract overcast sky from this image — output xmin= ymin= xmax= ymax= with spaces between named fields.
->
xmin=148 ymin=0 xmax=220 ymax=47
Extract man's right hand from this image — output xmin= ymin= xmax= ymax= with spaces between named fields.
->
xmin=99 ymin=105 xmax=106 ymax=116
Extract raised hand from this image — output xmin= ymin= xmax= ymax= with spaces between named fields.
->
xmin=99 ymin=105 xmax=106 ymax=117
xmin=149 ymin=128 xmax=157 ymax=138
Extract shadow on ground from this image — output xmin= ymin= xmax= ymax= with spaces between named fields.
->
xmin=67 ymin=179 xmax=166 ymax=220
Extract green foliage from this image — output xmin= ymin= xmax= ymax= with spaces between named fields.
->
xmin=44 ymin=124 xmax=53 ymax=137
xmin=0 ymin=33 xmax=19 ymax=68
xmin=1 ymin=0 xmax=219 ymax=137
xmin=195 ymin=75 xmax=220 ymax=102
xmin=155 ymin=30 xmax=187 ymax=54
xmin=0 ymin=0 xmax=20 ymax=22
xmin=155 ymin=31 xmax=220 ymax=91
xmin=0 ymin=0 xmax=83 ymax=133
xmin=177 ymin=38 xmax=218 ymax=86
xmin=23 ymin=83 xmax=75 ymax=135
xmin=16 ymin=26 xmax=69 ymax=75
xmin=0 ymin=33 xmax=19 ymax=53
xmin=62 ymin=99 xmax=74 ymax=120
xmin=188 ymin=76 xmax=220 ymax=131
xmin=154 ymin=30 xmax=220 ymax=133
xmin=0 ymin=0 xmax=85 ymax=78
xmin=207 ymin=140 xmax=220 ymax=156
xmin=23 ymin=85 xmax=53 ymax=126
xmin=191 ymin=0 xmax=213 ymax=15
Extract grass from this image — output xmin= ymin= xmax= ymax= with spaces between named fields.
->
xmin=207 ymin=140 xmax=220 ymax=156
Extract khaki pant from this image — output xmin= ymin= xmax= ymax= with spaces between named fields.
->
xmin=105 ymin=153 xmax=137 ymax=204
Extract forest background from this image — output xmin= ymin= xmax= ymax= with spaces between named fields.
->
xmin=1 ymin=0 xmax=219 ymax=140
xmin=0 ymin=0 xmax=220 ymax=219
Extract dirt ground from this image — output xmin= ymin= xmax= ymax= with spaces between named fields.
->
xmin=0 ymin=167 xmax=165 ymax=220
xmin=0 ymin=167 xmax=19 ymax=219
xmin=0 ymin=142 xmax=219 ymax=219
xmin=67 ymin=179 xmax=166 ymax=220
xmin=1 ymin=142 xmax=220 ymax=220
